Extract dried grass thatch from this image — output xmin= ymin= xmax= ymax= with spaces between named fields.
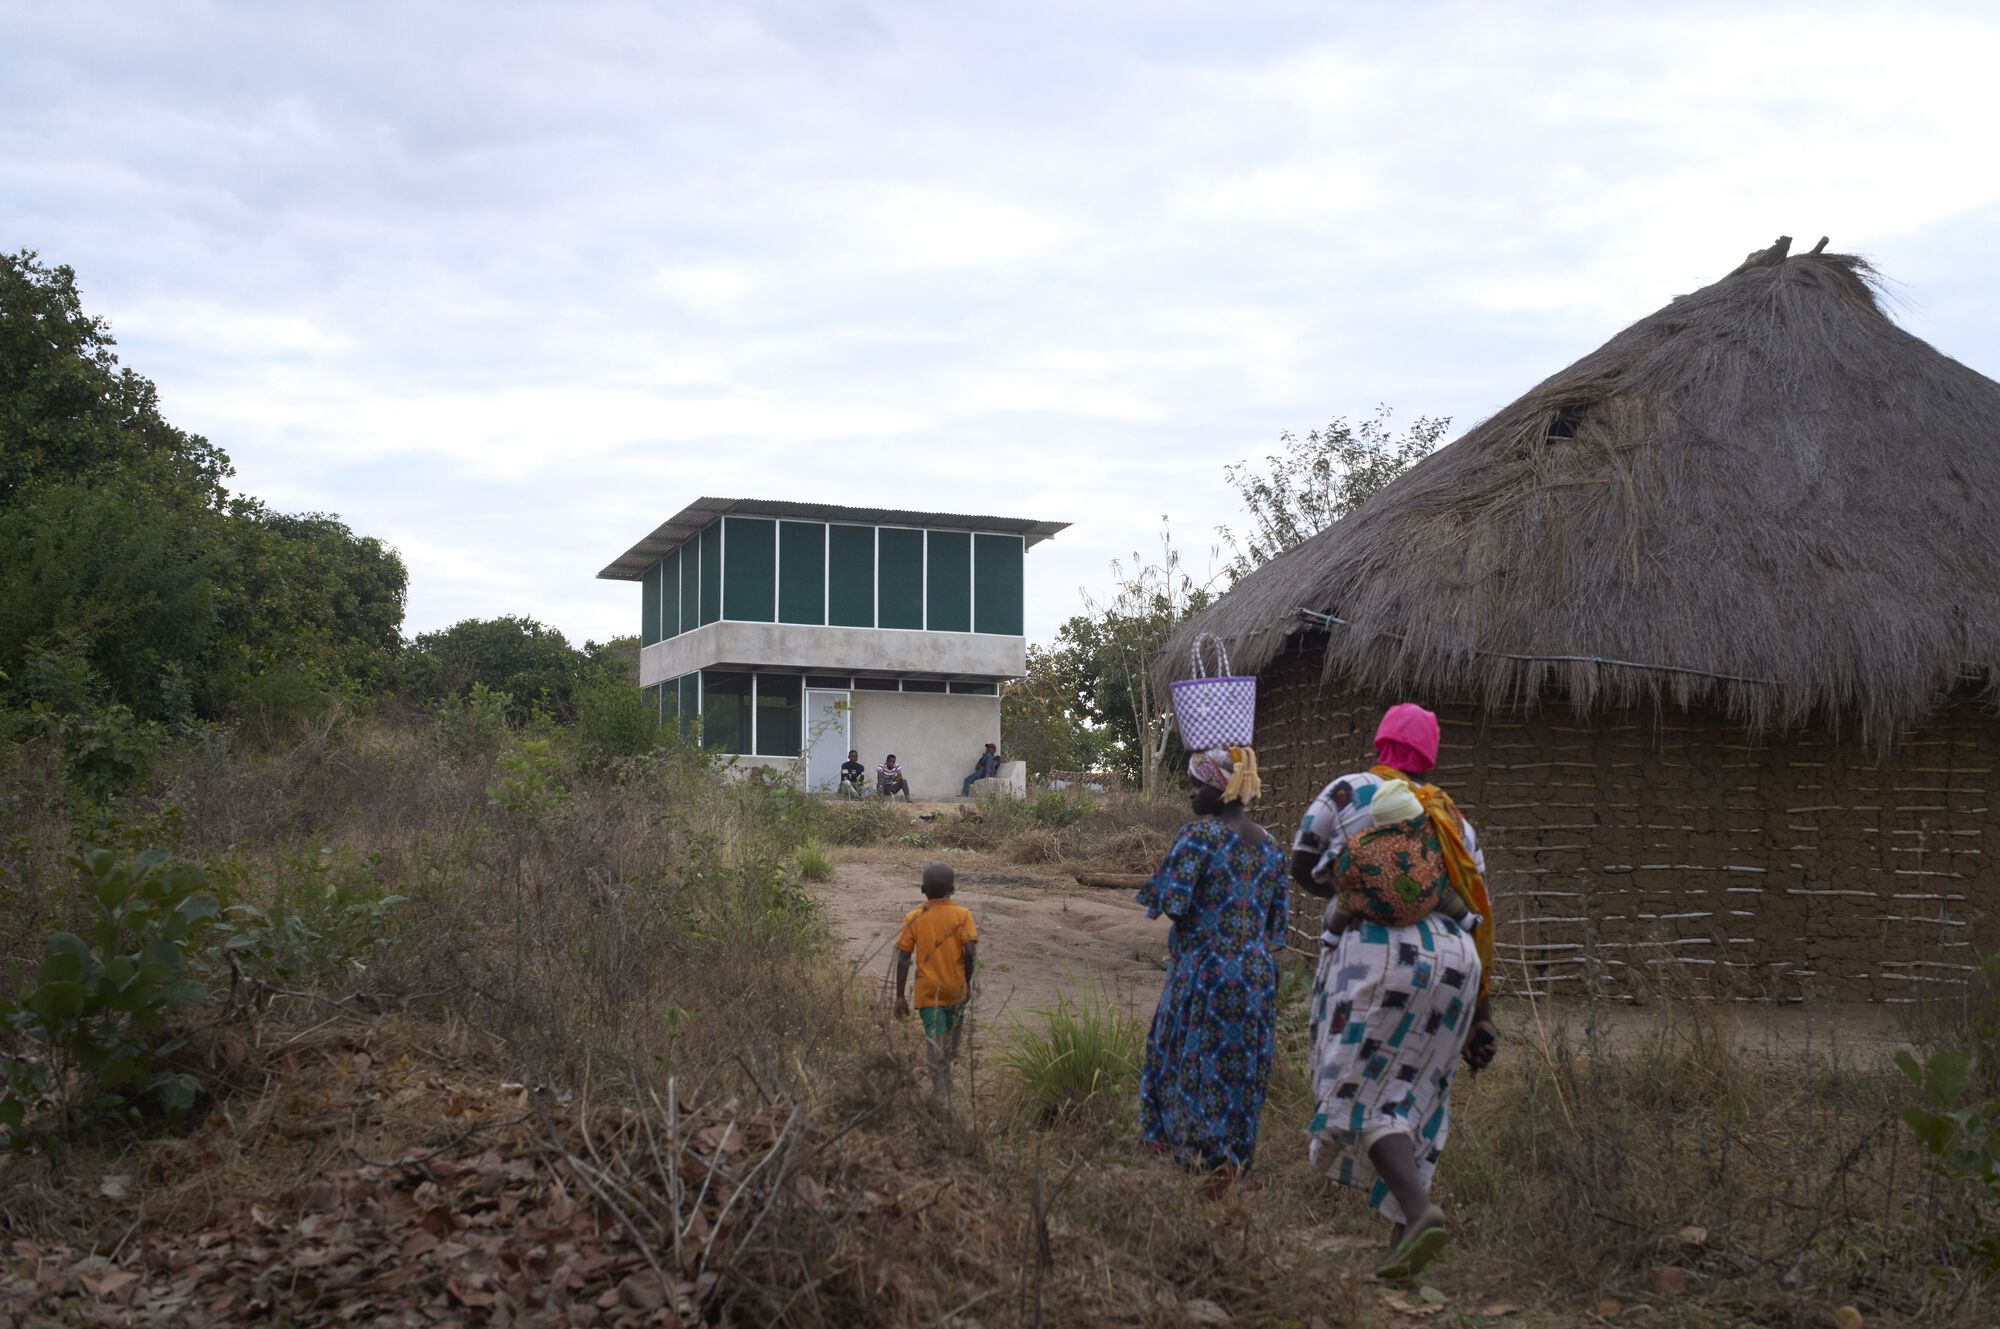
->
xmin=1162 ymin=243 xmax=2000 ymax=740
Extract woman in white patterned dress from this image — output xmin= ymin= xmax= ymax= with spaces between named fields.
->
xmin=1289 ymin=703 xmax=1498 ymax=1280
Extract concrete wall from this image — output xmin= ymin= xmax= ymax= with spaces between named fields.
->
xmin=848 ymin=691 xmax=1001 ymax=800
xmin=640 ymin=621 xmax=1024 ymax=688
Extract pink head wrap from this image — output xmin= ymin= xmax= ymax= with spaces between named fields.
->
xmin=1374 ymin=703 xmax=1440 ymax=774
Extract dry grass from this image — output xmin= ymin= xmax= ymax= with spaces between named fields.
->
xmin=3 ymin=716 xmax=1993 ymax=1326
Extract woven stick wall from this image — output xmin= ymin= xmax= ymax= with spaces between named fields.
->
xmin=1258 ymin=648 xmax=1998 ymax=1002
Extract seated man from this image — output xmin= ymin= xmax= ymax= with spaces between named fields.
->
xmin=838 ymin=750 xmax=867 ymax=798
xmin=877 ymin=754 xmax=911 ymax=801
xmin=961 ymin=742 xmax=1002 ymax=797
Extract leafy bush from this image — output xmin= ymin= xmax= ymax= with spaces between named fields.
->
xmin=0 ymin=849 xmax=219 ymax=1152
xmin=488 ymin=738 xmax=571 ymax=829
xmin=432 ymin=682 xmax=512 ymax=763
xmin=796 ymin=839 xmax=835 ymax=881
xmin=1897 ymin=951 xmax=2000 ymax=1269
xmin=569 ymin=673 xmax=665 ymax=769
xmin=210 ymin=842 xmax=402 ymax=989
xmin=1024 ymin=789 xmax=1091 ymax=829
xmin=998 ymin=993 xmax=1144 ymax=1123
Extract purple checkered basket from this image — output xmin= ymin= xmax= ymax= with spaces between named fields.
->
xmin=1170 ymin=634 xmax=1257 ymax=750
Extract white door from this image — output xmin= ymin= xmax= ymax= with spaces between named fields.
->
xmin=803 ymin=690 xmax=851 ymax=792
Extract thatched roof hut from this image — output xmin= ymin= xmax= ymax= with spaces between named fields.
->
xmin=1167 ymin=242 xmax=2000 ymax=738
xmin=1166 ymin=240 xmax=2000 ymax=1002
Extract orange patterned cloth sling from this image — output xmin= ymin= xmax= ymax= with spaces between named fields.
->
xmin=1370 ymin=764 xmax=1496 ymax=995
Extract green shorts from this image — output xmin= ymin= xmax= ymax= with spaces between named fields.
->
xmin=919 ymin=1003 xmax=967 ymax=1039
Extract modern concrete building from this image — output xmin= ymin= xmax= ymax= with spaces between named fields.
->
xmin=598 ymin=497 xmax=1067 ymax=798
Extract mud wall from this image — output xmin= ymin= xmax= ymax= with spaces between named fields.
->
xmin=1256 ymin=647 xmax=1999 ymax=1002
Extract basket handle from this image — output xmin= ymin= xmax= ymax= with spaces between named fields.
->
xmin=1187 ymin=632 xmax=1232 ymax=679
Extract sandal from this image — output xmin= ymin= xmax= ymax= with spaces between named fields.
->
xmin=1373 ymin=1223 xmax=1450 ymax=1280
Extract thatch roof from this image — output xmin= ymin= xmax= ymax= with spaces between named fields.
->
xmin=1162 ymin=240 xmax=2000 ymax=740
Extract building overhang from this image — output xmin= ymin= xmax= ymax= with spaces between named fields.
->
xmin=639 ymin=621 xmax=1026 ymax=688
xmin=597 ymin=496 xmax=1069 ymax=581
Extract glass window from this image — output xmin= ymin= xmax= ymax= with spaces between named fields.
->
xmin=828 ymin=524 xmax=874 ymax=627
xmin=805 ymin=675 xmax=851 ymax=689
xmin=925 ymin=531 xmax=970 ymax=633
xmin=973 ymin=533 xmax=1023 ymax=635
xmin=755 ymin=674 xmax=802 ymax=757
xmin=661 ymin=548 xmax=680 ymax=640
xmin=679 ymin=540 xmax=699 ymax=634
xmin=700 ymin=670 xmax=750 ymax=752
xmin=778 ymin=521 xmax=825 ymax=625
xmin=853 ymin=676 xmax=900 ymax=692
xmin=901 ymin=678 xmax=947 ymax=694
xmin=676 ymin=673 xmax=698 ymax=737
xmin=699 ymin=523 xmax=722 ymax=625
xmin=641 ymin=562 xmax=661 ymax=645
xmin=877 ymin=528 xmax=924 ymax=629
xmin=723 ymin=517 xmax=775 ymax=622
xmin=949 ymin=681 xmax=999 ymax=696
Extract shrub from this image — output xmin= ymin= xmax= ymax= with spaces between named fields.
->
xmin=1897 ymin=951 xmax=2000 ymax=1270
xmin=569 ymin=673 xmax=664 ymax=770
xmin=813 ymin=797 xmax=904 ymax=847
xmin=998 ymin=993 xmax=1144 ymax=1123
xmin=796 ymin=839 xmax=835 ymax=882
xmin=0 ymin=849 xmax=219 ymax=1152
xmin=431 ymin=682 xmax=512 ymax=763
xmin=1024 ymin=789 xmax=1091 ymax=829
xmin=209 ymin=841 xmax=403 ymax=989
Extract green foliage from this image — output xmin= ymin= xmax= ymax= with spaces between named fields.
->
xmin=0 ymin=250 xmax=231 ymax=504
xmin=1218 ymin=407 xmax=1449 ymax=581
xmin=404 ymin=616 xmax=589 ymax=724
xmin=569 ymin=669 xmax=667 ymax=770
xmin=432 ymin=682 xmax=513 ymax=763
xmin=0 ymin=849 xmax=219 ymax=1151
xmin=998 ymin=993 xmax=1144 ymax=1123
xmin=1001 ymin=644 xmax=1107 ymax=781
xmin=795 ymin=839 xmax=835 ymax=882
xmin=1896 ymin=952 xmax=2000 ymax=1269
xmin=209 ymin=842 xmax=403 ymax=988
xmin=1023 ymin=789 xmax=1091 ymax=829
xmin=488 ymin=739 xmax=571 ymax=829
xmin=0 ymin=252 xmax=407 ymax=724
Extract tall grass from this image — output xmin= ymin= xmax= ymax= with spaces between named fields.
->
xmin=997 ymin=993 xmax=1145 ymax=1123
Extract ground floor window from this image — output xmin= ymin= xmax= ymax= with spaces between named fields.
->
xmin=756 ymin=674 xmax=802 ymax=757
xmin=700 ymin=671 xmax=750 ymax=753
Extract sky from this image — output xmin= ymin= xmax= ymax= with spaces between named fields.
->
xmin=6 ymin=0 xmax=2000 ymax=648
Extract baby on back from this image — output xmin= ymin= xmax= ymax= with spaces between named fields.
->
xmin=1323 ymin=777 xmax=1480 ymax=934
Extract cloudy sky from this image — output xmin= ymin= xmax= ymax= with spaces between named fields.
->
xmin=6 ymin=0 xmax=1998 ymax=647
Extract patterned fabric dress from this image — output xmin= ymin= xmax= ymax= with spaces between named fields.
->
xmin=1296 ymin=771 xmax=1487 ymax=1223
xmin=1137 ymin=818 xmax=1291 ymax=1170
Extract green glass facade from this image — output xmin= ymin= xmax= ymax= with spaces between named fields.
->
xmin=876 ymin=528 xmax=924 ymax=630
xmin=924 ymin=531 xmax=971 ymax=633
xmin=722 ymin=517 xmax=776 ymax=622
xmin=777 ymin=521 xmax=825 ymax=625
xmin=827 ymin=524 xmax=875 ymax=627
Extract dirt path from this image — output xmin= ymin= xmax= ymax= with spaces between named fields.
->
xmin=815 ymin=849 xmax=1167 ymax=1031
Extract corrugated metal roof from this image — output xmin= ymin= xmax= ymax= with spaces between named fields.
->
xmin=595 ymin=496 xmax=1070 ymax=581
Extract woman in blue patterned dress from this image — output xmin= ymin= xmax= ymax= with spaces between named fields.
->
xmin=1137 ymin=746 xmax=1291 ymax=1188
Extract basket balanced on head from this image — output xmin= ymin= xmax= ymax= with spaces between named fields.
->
xmin=1171 ymin=634 xmax=1257 ymax=751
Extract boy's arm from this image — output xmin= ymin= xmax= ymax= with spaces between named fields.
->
xmin=961 ymin=940 xmax=978 ymax=992
xmin=894 ymin=948 xmax=913 ymax=1017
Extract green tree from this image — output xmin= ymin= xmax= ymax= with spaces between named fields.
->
xmin=1218 ymin=407 xmax=1449 ymax=581
xmin=0 ymin=251 xmax=408 ymax=722
xmin=403 ymin=616 xmax=588 ymax=723
xmin=1002 ymin=643 xmax=1107 ymax=781
xmin=0 ymin=250 xmax=231 ymax=504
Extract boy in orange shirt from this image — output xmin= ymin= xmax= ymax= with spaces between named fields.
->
xmin=895 ymin=862 xmax=979 ymax=1101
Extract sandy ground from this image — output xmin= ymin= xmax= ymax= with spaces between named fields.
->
xmin=815 ymin=847 xmax=1914 ymax=1059
xmin=816 ymin=850 xmax=1167 ymax=1031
